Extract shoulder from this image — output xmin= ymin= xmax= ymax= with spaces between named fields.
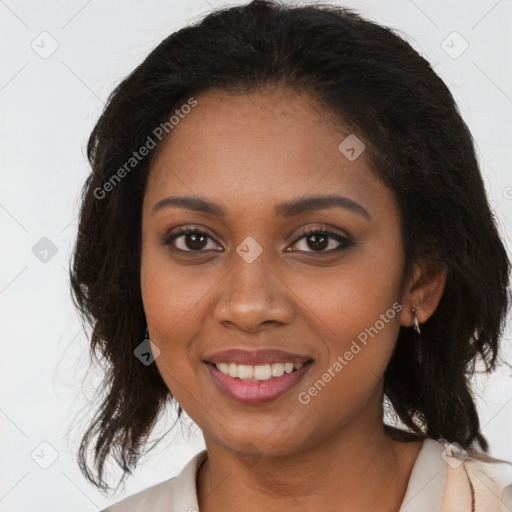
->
xmin=464 ymin=455 xmax=512 ymax=511
xmin=101 ymin=476 xmax=179 ymax=512
xmin=101 ymin=450 xmax=207 ymax=512
xmin=439 ymin=440 xmax=512 ymax=512
xmin=400 ymin=437 xmax=512 ymax=512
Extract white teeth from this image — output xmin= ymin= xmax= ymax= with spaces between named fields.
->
xmin=271 ymin=363 xmax=284 ymax=377
xmin=228 ymin=363 xmax=238 ymax=378
xmin=214 ymin=361 xmax=307 ymax=381
xmin=218 ymin=362 xmax=229 ymax=374
xmin=253 ymin=364 xmax=272 ymax=380
xmin=238 ymin=364 xmax=254 ymax=379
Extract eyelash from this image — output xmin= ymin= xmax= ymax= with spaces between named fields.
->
xmin=161 ymin=226 xmax=353 ymax=255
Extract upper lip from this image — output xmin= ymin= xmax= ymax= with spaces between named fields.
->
xmin=203 ymin=348 xmax=313 ymax=366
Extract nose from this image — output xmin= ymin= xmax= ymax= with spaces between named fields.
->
xmin=213 ymin=252 xmax=295 ymax=333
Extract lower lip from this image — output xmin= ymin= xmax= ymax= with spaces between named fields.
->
xmin=205 ymin=362 xmax=313 ymax=404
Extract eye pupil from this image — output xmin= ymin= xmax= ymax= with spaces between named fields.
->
xmin=307 ymin=233 xmax=328 ymax=251
xmin=186 ymin=233 xmax=207 ymax=250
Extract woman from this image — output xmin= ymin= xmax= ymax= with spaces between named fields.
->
xmin=69 ymin=1 xmax=512 ymax=510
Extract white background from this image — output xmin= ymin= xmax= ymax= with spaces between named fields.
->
xmin=1 ymin=0 xmax=511 ymax=510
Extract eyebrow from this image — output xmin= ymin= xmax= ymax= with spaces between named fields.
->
xmin=151 ymin=194 xmax=371 ymax=220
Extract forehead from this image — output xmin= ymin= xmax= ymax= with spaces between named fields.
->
xmin=145 ymin=87 xmax=397 ymax=220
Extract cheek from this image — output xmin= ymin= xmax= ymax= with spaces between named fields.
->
xmin=291 ymin=248 xmax=402 ymax=338
xmin=288 ymin=247 xmax=404 ymax=405
xmin=140 ymin=258 xmax=204 ymax=400
xmin=141 ymin=242 xmax=212 ymax=335
xmin=139 ymin=246 xmax=221 ymax=391
xmin=294 ymin=272 xmax=402 ymax=427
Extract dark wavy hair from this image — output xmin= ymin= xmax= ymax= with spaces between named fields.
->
xmin=69 ymin=0 xmax=511 ymax=493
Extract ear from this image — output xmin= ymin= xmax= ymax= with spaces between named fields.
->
xmin=399 ymin=259 xmax=447 ymax=329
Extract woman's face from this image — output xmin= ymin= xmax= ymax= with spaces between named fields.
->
xmin=141 ymin=87 xmax=418 ymax=458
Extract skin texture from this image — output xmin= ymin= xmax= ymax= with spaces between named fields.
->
xmin=140 ymin=87 xmax=447 ymax=512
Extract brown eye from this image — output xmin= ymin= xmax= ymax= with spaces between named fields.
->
xmin=161 ymin=227 xmax=221 ymax=252
xmin=289 ymin=228 xmax=353 ymax=253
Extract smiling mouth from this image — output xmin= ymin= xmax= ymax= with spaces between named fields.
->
xmin=203 ymin=348 xmax=314 ymax=402
xmin=205 ymin=359 xmax=314 ymax=404
xmin=206 ymin=360 xmax=314 ymax=381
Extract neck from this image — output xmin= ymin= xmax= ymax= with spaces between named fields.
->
xmin=197 ymin=423 xmax=424 ymax=512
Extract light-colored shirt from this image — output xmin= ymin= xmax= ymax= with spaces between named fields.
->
xmin=102 ymin=438 xmax=512 ymax=511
